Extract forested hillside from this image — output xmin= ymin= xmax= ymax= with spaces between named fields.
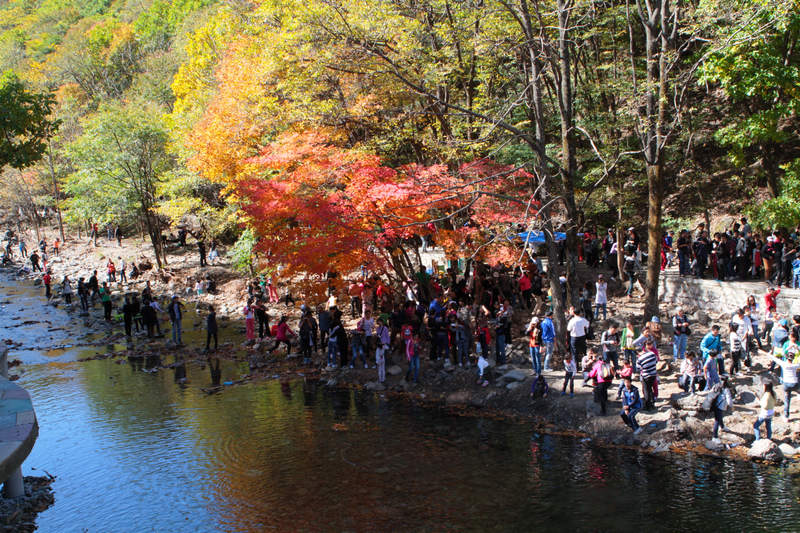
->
xmin=0 ymin=0 xmax=798 ymax=312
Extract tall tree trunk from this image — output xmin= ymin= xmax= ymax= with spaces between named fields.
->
xmin=556 ymin=0 xmax=580 ymax=307
xmin=644 ymin=162 xmax=663 ymax=318
xmin=46 ymin=141 xmax=66 ymax=242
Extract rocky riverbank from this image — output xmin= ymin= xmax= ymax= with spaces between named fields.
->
xmin=4 ymin=230 xmax=800 ymax=465
xmin=0 ymin=475 xmax=55 ymax=533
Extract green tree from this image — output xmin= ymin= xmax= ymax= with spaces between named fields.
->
xmin=0 ymin=69 xmax=58 ymax=169
xmin=65 ymin=103 xmax=172 ymax=268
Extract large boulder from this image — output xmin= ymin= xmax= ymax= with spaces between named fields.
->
xmin=500 ymin=369 xmax=529 ymax=382
xmin=671 ymin=391 xmax=711 ymax=413
xmin=691 ymin=310 xmax=710 ymax=325
xmin=778 ymin=443 xmax=798 ymax=457
xmin=747 ymin=439 xmax=784 ymax=462
xmin=446 ymin=391 xmax=470 ymax=405
xmin=386 ymin=365 xmax=403 ymax=376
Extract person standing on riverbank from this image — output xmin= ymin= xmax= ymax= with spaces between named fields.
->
xmin=594 ymin=274 xmax=608 ymax=320
xmin=561 ymin=355 xmax=575 ymax=397
xmin=30 ymin=250 xmax=40 ymax=272
xmin=206 ymin=305 xmax=218 ymax=351
xmin=99 ymin=282 xmax=112 ymax=321
xmin=376 ymin=317 xmax=390 ymax=383
xmin=168 ymin=295 xmax=185 ymax=346
xmin=43 ymin=271 xmax=51 ymax=299
xmin=88 ymin=271 xmax=99 ymax=306
xmin=244 ymin=299 xmax=256 ymax=342
xmin=62 ymin=275 xmax=73 ymax=305
xmin=122 ymin=295 xmax=135 ymax=337
xmin=270 ymin=316 xmax=295 ymax=354
xmin=541 ymin=311 xmax=555 ymax=372
xmin=107 ymin=259 xmax=116 ymax=282
xmin=637 ymin=342 xmax=659 ymax=410
xmin=405 ymin=332 xmax=420 ymax=384
xmin=753 ymin=382 xmax=776 ymax=440
xmin=711 ymin=379 xmax=733 ymax=439
xmin=589 ymin=356 xmax=614 ymax=415
xmin=18 ymin=239 xmax=26 ymax=258
xmin=77 ymin=277 xmax=89 ymax=312
xmin=770 ymin=353 xmax=799 ymax=421
xmin=672 ymin=308 xmax=690 ymax=360
xmin=526 ymin=316 xmax=542 ymax=374
xmin=567 ymin=309 xmax=590 ymax=361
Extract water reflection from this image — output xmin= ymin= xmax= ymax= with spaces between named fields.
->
xmin=3 ymin=273 xmax=800 ymax=532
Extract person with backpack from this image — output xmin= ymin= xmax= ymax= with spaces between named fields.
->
xmin=600 ymin=323 xmax=620 ymax=369
xmin=588 ymin=355 xmax=614 ymax=415
xmin=728 ymin=323 xmax=743 ymax=376
xmin=710 ymin=378 xmax=733 ymax=439
xmin=753 ymin=382 xmax=776 ymax=440
xmin=620 ymin=377 xmax=643 ymax=434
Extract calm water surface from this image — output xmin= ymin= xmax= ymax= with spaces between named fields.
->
xmin=2 ymin=273 xmax=800 ymax=532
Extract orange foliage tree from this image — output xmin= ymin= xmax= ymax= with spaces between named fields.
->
xmin=231 ymin=131 xmax=539 ymax=292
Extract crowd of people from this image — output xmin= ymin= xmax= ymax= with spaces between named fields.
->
xmin=7 ymin=219 xmax=800 ymax=444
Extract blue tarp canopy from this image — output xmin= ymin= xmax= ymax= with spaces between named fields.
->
xmin=517 ymin=231 xmax=567 ymax=243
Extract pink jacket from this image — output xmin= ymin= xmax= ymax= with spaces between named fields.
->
xmin=588 ymin=360 xmax=612 ymax=383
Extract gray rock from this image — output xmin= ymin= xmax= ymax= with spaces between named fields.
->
xmin=778 ymin=443 xmax=797 ymax=457
xmin=500 ymin=369 xmax=528 ymax=382
xmin=671 ymin=390 xmax=711 ymax=412
xmin=704 ymin=439 xmax=724 ymax=451
xmin=365 ymin=381 xmax=386 ymax=391
xmin=748 ymin=439 xmax=784 ymax=462
xmin=446 ymin=391 xmax=470 ymax=404
xmin=506 ymin=381 xmax=522 ymax=391
xmin=386 ymin=365 xmax=403 ymax=376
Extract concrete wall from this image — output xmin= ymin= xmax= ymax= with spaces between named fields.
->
xmin=658 ymin=274 xmax=800 ymax=317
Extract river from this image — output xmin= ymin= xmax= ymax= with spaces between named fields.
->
xmin=2 ymin=272 xmax=799 ymax=532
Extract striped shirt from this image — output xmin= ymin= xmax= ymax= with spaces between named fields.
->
xmin=637 ymin=351 xmax=658 ymax=378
